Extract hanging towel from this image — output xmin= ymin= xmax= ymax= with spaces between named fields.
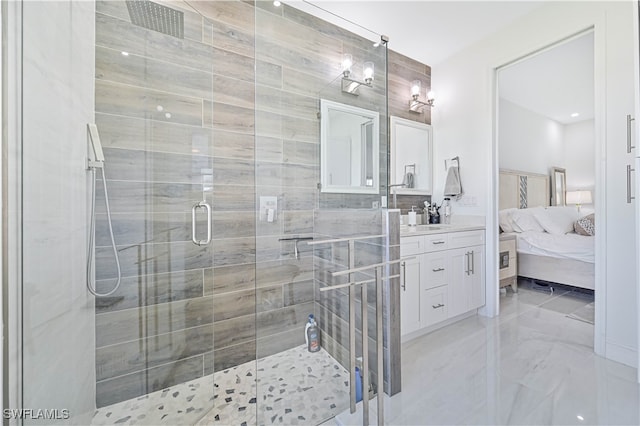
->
xmin=444 ymin=164 xmax=463 ymax=198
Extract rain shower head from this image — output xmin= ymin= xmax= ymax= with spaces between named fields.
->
xmin=125 ymin=0 xmax=184 ymax=39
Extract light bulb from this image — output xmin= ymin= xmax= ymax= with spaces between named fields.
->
xmin=342 ymin=54 xmax=353 ymax=77
xmin=411 ymin=80 xmax=421 ymax=99
xmin=427 ymin=90 xmax=435 ymax=101
xmin=273 ymin=1 xmax=281 ymax=6
xmin=363 ymin=62 xmax=374 ymax=83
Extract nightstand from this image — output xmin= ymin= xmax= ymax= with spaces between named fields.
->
xmin=499 ymin=233 xmax=517 ymax=292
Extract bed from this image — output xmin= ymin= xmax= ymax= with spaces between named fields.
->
xmin=499 ymin=169 xmax=595 ymax=291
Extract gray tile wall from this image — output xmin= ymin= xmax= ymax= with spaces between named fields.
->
xmin=388 ymin=50 xmax=433 ymax=212
xmin=94 ymin=0 xmax=431 ymax=408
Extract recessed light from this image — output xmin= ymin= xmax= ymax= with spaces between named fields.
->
xmin=571 ymin=112 xmax=580 ymax=118
xmin=577 ymin=415 xmax=584 ymax=421
xmin=273 ymin=1 xmax=281 ymax=6
xmin=156 ymin=105 xmax=164 ymax=112
xmin=121 ymin=51 xmax=130 ymax=56
xmin=373 ymin=42 xmax=380 ymax=47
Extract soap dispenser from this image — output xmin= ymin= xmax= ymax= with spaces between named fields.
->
xmin=408 ymin=206 xmax=417 ymax=226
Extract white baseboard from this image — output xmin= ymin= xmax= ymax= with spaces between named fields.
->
xmin=605 ymin=340 xmax=637 ymax=368
xmin=401 ymin=310 xmax=476 ymax=344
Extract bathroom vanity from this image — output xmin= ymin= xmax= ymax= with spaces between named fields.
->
xmin=400 ymin=224 xmax=486 ymax=340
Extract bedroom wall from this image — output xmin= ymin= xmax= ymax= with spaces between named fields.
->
xmin=498 ymin=99 xmax=564 ymax=175
xmin=499 ymin=99 xmax=596 ymax=209
xmin=564 ymin=119 xmax=596 ymax=193
xmin=432 ymin=1 xmax=637 ymax=368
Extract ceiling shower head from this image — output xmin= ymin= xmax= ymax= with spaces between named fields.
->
xmin=125 ymin=0 xmax=184 ymax=39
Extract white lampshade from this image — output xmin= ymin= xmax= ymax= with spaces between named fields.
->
xmin=566 ymin=190 xmax=592 ymax=205
xmin=341 ymin=54 xmax=353 ymax=75
xmin=411 ymin=80 xmax=421 ymax=97
xmin=363 ymin=62 xmax=374 ymax=82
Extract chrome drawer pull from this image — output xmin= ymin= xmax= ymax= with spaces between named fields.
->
xmin=432 ymin=303 xmax=445 ymax=309
xmin=401 ymin=261 xmax=406 ymax=291
xmin=432 ymin=240 xmax=445 ymax=245
xmin=432 ymin=267 xmax=445 ymax=272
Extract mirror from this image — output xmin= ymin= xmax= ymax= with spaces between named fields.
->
xmin=551 ymin=167 xmax=566 ymax=206
xmin=390 ymin=116 xmax=432 ymax=195
xmin=320 ymin=99 xmax=380 ymax=194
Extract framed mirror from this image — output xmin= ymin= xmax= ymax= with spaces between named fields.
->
xmin=550 ymin=167 xmax=566 ymax=206
xmin=320 ymin=99 xmax=379 ymax=194
xmin=390 ymin=116 xmax=432 ymax=195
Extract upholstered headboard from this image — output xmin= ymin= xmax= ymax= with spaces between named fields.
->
xmin=499 ymin=169 xmax=550 ymax=210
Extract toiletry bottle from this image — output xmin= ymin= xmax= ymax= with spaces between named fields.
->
xmin=408 ymin=206 xmax=417 ymax=226
xmin=305 ymin=314 xmax=314 ymax=346
xmin=306 ymin=315 xmax=320 ymax=352
xmin=443 ymin=198 xmax=451 ymax=224
xmin=423 ymin=201 xmax=430 ymax=223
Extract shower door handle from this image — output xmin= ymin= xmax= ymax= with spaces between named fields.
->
xmin=192 ymin=201 xmax=212 ymax=246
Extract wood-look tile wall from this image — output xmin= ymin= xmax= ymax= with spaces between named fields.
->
xmin=93 ymin=0 xmax=431 ymax=407
xmin=388 ymin=50 xmax=434 ymax=213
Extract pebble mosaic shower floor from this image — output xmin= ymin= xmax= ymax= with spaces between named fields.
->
xmin=92 ymin=345 xmax=350 ymax=426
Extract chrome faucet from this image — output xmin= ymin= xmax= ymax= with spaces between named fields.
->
xmin=388 ymin=183 xmax=407 ymax=209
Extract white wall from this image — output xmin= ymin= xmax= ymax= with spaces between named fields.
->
xmin=18 ymin=1 xmax=96 ymax=423
xmin=499 ymin=99 xmax=565 ymax=175
xmin=564 ymin=119 xmax=596 ymax=192
xmin=433 ymin=1 xmax=637 ymax=367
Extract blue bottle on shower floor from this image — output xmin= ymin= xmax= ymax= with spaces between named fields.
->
xmin=306 ymin=314 xmax=320 ymax=352
xmin=355 ymin=366 xmax=363 ymax=402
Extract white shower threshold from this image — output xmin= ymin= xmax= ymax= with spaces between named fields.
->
xmin=92 ymin=344 xmax=350 ymax=426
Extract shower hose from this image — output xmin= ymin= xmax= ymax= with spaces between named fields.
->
xmin=86 ymin=166 xmax=122 ymax=297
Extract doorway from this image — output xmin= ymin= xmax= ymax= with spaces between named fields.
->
xmin=495 ymin=30 xmax=597 ymax=346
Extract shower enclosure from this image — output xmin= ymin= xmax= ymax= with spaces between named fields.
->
xmin=10 ymin=1 xmax=395 ymax=425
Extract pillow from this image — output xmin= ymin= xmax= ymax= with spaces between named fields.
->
xmin=498 ymin=208 xmax=518 ymax=233
xmin=533 ymin=206 xmax=580 ymax=235
xmin=511 ymin=207 xmax=545 ymax=233
xmin=575 ymin=213 xmax=595 ymax=236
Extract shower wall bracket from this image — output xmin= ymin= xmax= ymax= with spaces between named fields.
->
xmin=87 ymin=123 xmax=105 ymax=170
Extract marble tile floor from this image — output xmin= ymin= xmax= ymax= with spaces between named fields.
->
xmin=92 ymin=345 xmax=350 ymax=426
xmin=336 ymin=279 xmax=638 ymax=425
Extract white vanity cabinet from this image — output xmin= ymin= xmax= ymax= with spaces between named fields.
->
xmin=448 ymin=245 xmax=485 ymax=318
xmin=400 ymin=255 xmax=422 ymax=335
xmin=400 ymin=228 xmax=485 ymax=338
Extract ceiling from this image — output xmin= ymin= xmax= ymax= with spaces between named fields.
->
xmin=498 ymin=32 xmax=594 ymax=124
xmin=286 ymin=1 xmax=594 ymax=125
xmin=289 ymin=1 xmax=545 ymax=66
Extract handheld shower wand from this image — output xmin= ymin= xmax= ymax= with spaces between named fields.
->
xmin=86 ymin=124 xmax=122 ymax=297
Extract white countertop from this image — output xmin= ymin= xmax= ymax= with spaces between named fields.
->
xmin=400 ymin=223 xmax=485 ymax=237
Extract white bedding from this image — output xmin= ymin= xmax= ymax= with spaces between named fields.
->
xmin=512 ymin=231 xmax=595 ymax=264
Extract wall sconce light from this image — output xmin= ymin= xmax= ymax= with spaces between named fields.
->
xmin=409 ymin=80 xmax=435 ymax=112
xmin=341 ymin=54 xmax=374 ymax=96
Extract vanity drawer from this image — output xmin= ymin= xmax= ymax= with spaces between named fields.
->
xmin=448 ymin=230 xmax=484 ymax=249
xmin=423 ymin=252 xmax=448 ymax=289
xmin=423 ymin=233 xmax=449 ymax=252
xmin=401 ymin=236 xmax=424 ymax=256
xmin=422 ymin=286 xmax=448 ymax=327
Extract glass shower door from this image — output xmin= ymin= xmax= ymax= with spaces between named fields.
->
xmin=254 ymin=2 xmax=389 ymax=424
xmin=20 ymin=1 xmax=231 ymax=424
xmin=92 ymin=0 xmax=220 ymax=423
